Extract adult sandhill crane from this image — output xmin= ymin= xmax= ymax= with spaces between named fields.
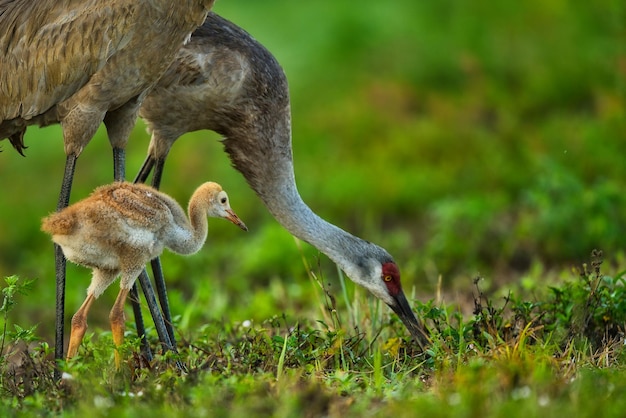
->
xmin=136 ymin=13 xmax=430 ymax=349
xmin=41 ymin=181 xmax=247 ymax=367
xmin=0 ymin=0 xmax=215 ymax=366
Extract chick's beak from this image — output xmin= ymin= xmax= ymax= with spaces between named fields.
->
xmin=389 ymin=290 xmax=430 ymax=351
xmin=225 ymin=209 xmax=248 ymax=231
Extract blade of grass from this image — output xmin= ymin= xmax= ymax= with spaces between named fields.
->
xmin=276 ymin=332 xmax=289 ymax=381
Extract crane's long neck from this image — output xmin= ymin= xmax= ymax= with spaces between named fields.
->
xmin=270 ymin=172 xmax=363 ymax=269
xmin=260 ymin=162 xmax=374 ymax=284
xmin=225 ymin=110 xmax=368 ymax=278
xmin=164 ymin=193 xmax=208 ymax=255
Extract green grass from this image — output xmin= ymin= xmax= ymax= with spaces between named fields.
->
xmin=1 ymin=0 xmax=625 ymax=415
xmin=3 ymin=251 xmax=626 ymax=417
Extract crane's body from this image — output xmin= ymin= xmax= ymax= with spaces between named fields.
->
xmin=138 ymin=13 xmax=430 ymax=348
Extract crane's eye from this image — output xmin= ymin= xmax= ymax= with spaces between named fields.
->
xmin=383 ymin=275 xmax=393 ymax=282
xmin=221 ymin=197 xmax=227 ymax=204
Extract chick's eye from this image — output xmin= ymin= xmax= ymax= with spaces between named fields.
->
xmin=221 ymin=197 xmax=227 ymax=204
xmin=383 ymin=275 xmax=393 ymax=282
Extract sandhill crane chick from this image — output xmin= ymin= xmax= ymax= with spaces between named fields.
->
xmin=41 ymin=182 xmax=247 ymax=367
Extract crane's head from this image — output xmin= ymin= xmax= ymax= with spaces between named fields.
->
xmin=199 ymin=182 xmax=248 ymax=231
xmin=340 ymin=246 xmax=429 ymax=351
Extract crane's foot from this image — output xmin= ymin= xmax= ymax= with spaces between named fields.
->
xmin=67 ymin=293 xmax=95 ymax=360
xmin=110 ymin=288 xmax=130 ymax=369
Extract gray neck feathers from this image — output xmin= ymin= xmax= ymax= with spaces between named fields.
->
xmin=241 ymin=125 xmax=378 ymax=281
xmin=263 ymin=168 xmax=365 ymax=274
xmin=221 ymin=97 xmax=387 ymax=283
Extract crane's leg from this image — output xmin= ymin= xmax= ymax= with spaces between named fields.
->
xmin=136 ymin=271 xmax=173 ymax=353
xmin=129 ymin=285 xmax=153 ymax=361
xmin=54 ymin=245 xmax=66 ymax=365
xmin=55 ymin=99 xmax=107 ymax=377
xmin=112 ymin=145 xmax=153 ymax=360
xmin=137 ymin=271 xmax=184 ymax=371
xmin=147 ymin=159 xmax=177 ymax=346
xmin=151 ymin=158 xmax=166 ymax=189
xmin=149 ymin=257 xmax=176 ymax=347
xmin=133 ymin=158 xmax=177 ymax=349
xmin=66 ymin=293 xmax=95 ymax=360
xmin=54 ymin=154 xmax=78 ymax=379
xmin=109 ymin=287 xmax=130 ymax=369
xmin=134 ymin=155 xmax=155 ymax=185
xmin=112 ymin=146 xmax=126 ymax=183
xmin=105 ymin=101 xmax=162 ymax=362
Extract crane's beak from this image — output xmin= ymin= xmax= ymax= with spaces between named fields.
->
xmin=225 ymin=209 xmax=248 ymax=231
xmin=389 ymin=290 xmax=430 ymax=351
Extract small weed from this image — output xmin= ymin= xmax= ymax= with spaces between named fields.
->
xmin=543 ymin=249 xmax=626 ymax=351
xmin=0 ymin=276 xmax=60 ymax=412
xmin=0 ymin=276 xmax=37 ymax=355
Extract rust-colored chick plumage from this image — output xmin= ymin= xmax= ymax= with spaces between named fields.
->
xmin=41 ymin=181 xmax=247 ymax=365
xmin=41 ymin=183 xmax=175 ymax=281
xmin=42 ymin=182 xmax=246 ymax=294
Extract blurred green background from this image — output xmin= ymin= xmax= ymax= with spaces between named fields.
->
xmin=0 ymin=0 xmax=624 ymax=343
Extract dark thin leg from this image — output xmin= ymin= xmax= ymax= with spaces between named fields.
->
xmin=131 ymin=155 xmax=160 ymax=359
xmin=129 ymin=284 xmax=153 ymax=362
xmin=133 ymin=157 xmax=177 ymax=349
xmin=112 ymin=147 xmax=152 ymax=360
xmin=112 ymin=147 xmax=126 ymax=182
xmin=137 ymin=271 xmax=184 ymax=370
xmin=133 ymin=155 xmax=155 ymax=184
xmin=150 ymin=257 xmax=176 ymax=347
xmin=57 ymin=155 xmax=77 ymax=211
xmin=144 ymin=159 xmax=176 ymax=345
xmin=54 ymin=154 xmax=77 ymax=380
xmin=136 ymin=271 xmax=173 ymax=352
xmin=151 ymin=159 xmax=165 ymax=189
xmin=53 ymin=244 xmax=66 ymax=381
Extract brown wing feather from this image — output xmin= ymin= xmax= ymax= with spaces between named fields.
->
xmin=0 ymin=0 xmax=135 ymax=121
xmin=90 ymin=183 xmax=173 ymax=229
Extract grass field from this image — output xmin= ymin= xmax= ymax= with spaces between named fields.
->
xmin=1 ymin=0 xmax=625 ymax=416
